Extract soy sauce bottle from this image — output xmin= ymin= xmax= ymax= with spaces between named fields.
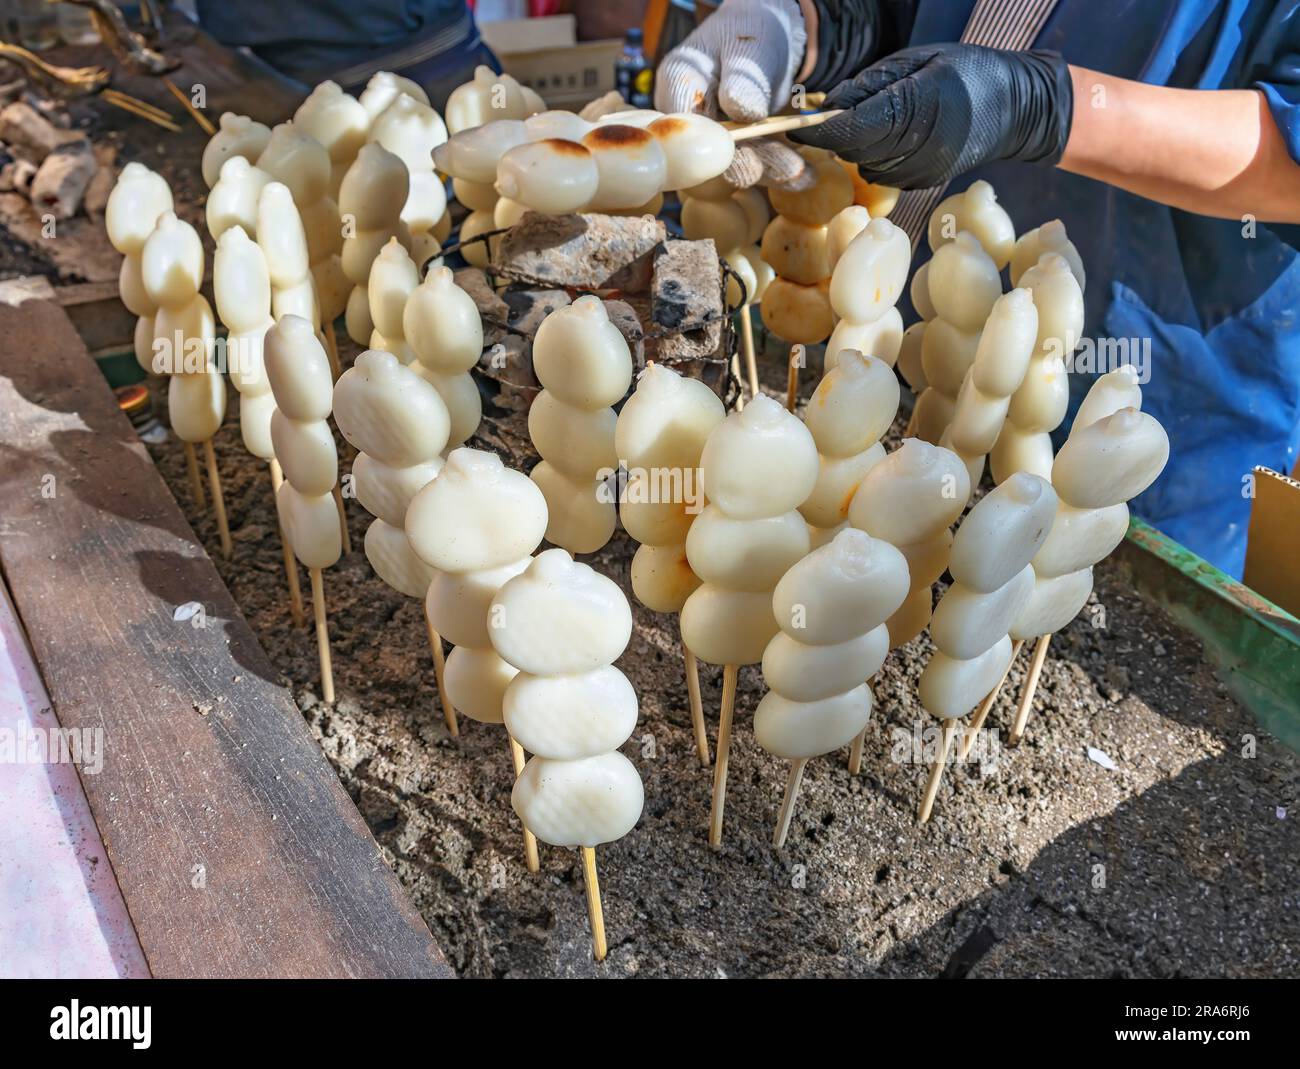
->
xmin=615 ymin=27 xmax=654 ymax=109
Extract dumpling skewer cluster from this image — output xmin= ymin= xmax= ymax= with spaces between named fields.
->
xmin=680 ymin=395 xmax=817 ymax=844
xmin=140 ymin=209 xmax=231 ymax=557
xmin=823 ymin=213 xmax=907 ymax=375
xmin=339 ymin=142 xmax=409 ymax=345
xmin=759 ymin=529 xmax=907 ymax=846
xmin=366 ymin=89 xmax=449 ymax=268
xmin=527 ymin=297 xmax=632 ymax=554
xmin=406 ymin=448 xmax=550 ymax=870
xmin=916 ymin=472 xmax=1058 ymax=821
xmin=615 ymin=363 xmax=725 ymax=764
xmin=265 ymin=316 xmax=343 ymax=700
xmin=200 ymin=112 xmax=270 ymax=189
xmin=990 ymin=252 xmax=1083 ymax=483
xmin=1002 ymin=370 xmax=1169 ymax=746
xmin=759 ymin=150 xmax=853 ymax=354
xmin=332 ymin=348 xmax=458 ymax=736
xmin=490 ymin=549 xmax=643 ymax=961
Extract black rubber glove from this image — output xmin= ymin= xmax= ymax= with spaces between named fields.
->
xmin=792 ymin=43 xmax=1074 ymax=189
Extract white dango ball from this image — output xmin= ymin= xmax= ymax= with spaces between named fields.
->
xmin=920 ymin=318 xmax=981 ymax=397
xmin=949 ymin=472 xmax=1058 ymax=593
xmin=444 ymin=66 xmax=527 ymax=133
xmin=769 ymin=156 xmax=854 ymax=226
xmin=525 ymin=110 xmax=594 ymax=142
xmin=724 ymin=246 xmax=758 ymax=307
xmin=458 ymin=210 xmax=499 ymax=268
xmin=153 ymin=294 xmax=215 ymax=369
xmin=407 ymin=448 xmax=548 ymax=573
xmin=427 ymin=558 xmax=530 ymax=649
xmin=616 ymin=364 xmax=724 ymax=471
xmin=972 ymin=288 xmax=1038 ymax=396
xmin=686 ymin=507 xmax=810 ymax=592
xmin=339 ymin=143 xmax=410 ymax=230
xmin=898 ymin=528 xmax=953 ymax=587
xmin=1033 ymin=502 xmax=1130 ymax=578
xmin=277 ymin=482 xmax=342 ymax=569
xmin=353 ymin=453 xmax=444 ymax=529
xmin=512 ymin=752 xmax=644 ymax=849
xmin=771 ymin=528 xmax=909 ymax=645
xmin=630 ymin=543 xmax=701 ymax=613
xmin=826 ymin=205 xmax=871 ymax=270
xmin=849 ymin=439 xmax=970 ymax=546
xmin=118 ymin=250 xmax=152 ymax=317
xmin=214 ymin=227 xmax=271 ymax=333
xmin=700 ymin=395 xmax=818 ymax=520
xmin=762 ymin=625 xmax=889 ymax=703
xmin=990 ymin=423 xmax=1054 ymax=483
xmin=581 ymin=125 xmax=668 ymax=211
xmin=107 ymin=161 xmax=174 ymax=256
xmin=755 ymin=685 xmax=874 ymax=760
xmin=488 ymin=549 xmax=632 ymax=675
xmin=800 ymin=443 xmax=885 ymax=529
xmin=504 ymin=667 xmax=638 ymax=761
xmin=926 ymin=232 xmax=1001 ymax=332
xmin=648 ymin=113 xmax=734 ymax=190
xmin=1010 ymin=567 xmax=1094 ymax=640
xmin=679 ymin=585 xmax=780 ymax=666
xmin=949 ymin=374 xmax=1010 ymax=457
xmin=333 ymin=349 xmax=450 ymax=467
xmin=1011 ymin=218 xmax=1085 ymax=290
xmin=168 ymin=370 xmax=226 ymax=443
xmin=594 ymin=109 xmax=663 ymax=128
xmin=257 ymin=121 xmax=330 ymax=207
xmin=368 ymin=239 xmax=419 ymax=339
xmin=364 ymin=520 xmax=438 ymax=599
xmin=1075 ymin=366 xmax=1143 ymax=430
xmin=532 ymin=296 xmax=632 ymax=407
xmin=927 ymin=180 xmax=1015 ymax=269
xmin=433 ymin=120 xmax=530 ymax=185
xmin=240 ymin=390 xmax=276 ymax=460
xmin=492 ymin=195 xmax=528 ymax=230
xmin=256 ymin=183 xmax=310 ymax=289
xmin=761 ymin=278 xmax=834 ymax=344
xmin=1007 ymin=352 xmax=1070 ymax=432
xmin=444 ymin=645 xmax=517 ymax=724
xmin=141 ymin=212 xmax=203 ymax=307
xmin=733 ymin=187 xmax=771 ymax=245
xmin=1022 ymin=253 xmax=1084 ymax=355
xmin=760 ymin=215 xmax=829 ymax=285
xmin=910 ymin=383 xmax=957 ymax=444
xmin=897 ymin=322 xmax=927 ymax=391
xmin=270 ymin=409 xmax=338 ymax=495
xmin=264 ymin=315 xmax=332 ymax=415
xmin=829 ymin=218 xmax=911 ymax=324
xmin=684 ymin=196 xmax=752 ymax=256
xmin=918 ymin=635 xmax=1015 ymax=719
xmin=345 ymin=284 xmax=374 ymax=345
xmin=294 ymin=80 xmax=368 ymax=163
xmin=201 ymin=112 xmax=271 ymax=189
xmin=942 ymin=428 xmax=986 ymax=489
xmin=368 ymin=93 xmax=448 ymax=172
xmin=910 ymin=261 xmax=936 ymax=321
xmin=888 ymin=585 xmax=933 ymax=648
xmin=496 ymin=139 xmax=599 ymax=214
xmin=1052 ymin=409 xmax=1170 ymax=509
xmin=452 ymin=177 xmax=499 ymax=213
xmin=930 ymin=565 xmax=1035 ymax=659
xmin=403 ymin=266 xmax=483 ymax=375
xmin=529 ymin=462 xmax=617 ymax=554
xmin=825 ymin=308 xmax=904 ymax=371
xmin=806 ymin=349 xmax=899 ymax=456
xmin=415 ymin=365 xmax=481 ymax=449
xmin=313 ymin=255 xmax=352 ymax=323
xmin=360 ymin=71 xmax=429 ymax=122
xmin=528 ymin=391 xmax=617 ymax=479
xmin=207 ymin=156 xmax=271 ymax=241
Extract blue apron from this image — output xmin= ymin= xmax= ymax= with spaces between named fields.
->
xmin=908 ymin=0 xmax=1300 ymax=578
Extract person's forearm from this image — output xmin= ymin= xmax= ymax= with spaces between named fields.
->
xmin=1060 ymin=66 xmax=1300 ymax=224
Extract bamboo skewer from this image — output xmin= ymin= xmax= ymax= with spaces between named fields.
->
xmin=772 ymin=757 xmax=808 ymax=848
xmin=738 ymin=309 xmax=759 ymax=398
xmin=201 ymin=439 xmax=232 ymax=558
xmin=730 ymin=109 xmax=843 ymax=142
xmin=423 ymin=603 xmax=458 ymax=737
xmin=959 ymin=638 xmax=1024 ymax=760
xmin=918 ymin=719 xmax=958 ymax=824
xmin=1008 ymin=634 xmax=1051 ymax=746
xmin=581 ymin=846 xmax=607 ymax=962
xmin=309 ymin=567 xmax=335 ymax=703
xmin=268 ymin=460 xmax=305 ymax=627
xmin=847 ymin=673 xmax=875 ymax=774
xmin=102 ymin=89 xmax=171 ymax=122
xmin=101 ymin=89 xmax=182 ymax=132
xmin=708 ymin=663 xmax=739 ymax=847
xmin=786 ymin=344 xmax=803 ymax=412
xmin=182 ymin=440 xmax=205 ymax=508
xmin=322 ymin=321 xmax=342 ymax=381
xmin=508 ymin=735 xmax=541 ymax=873
xmin=162 ymin=77 xmax=217 ymax=136
xmin=331 ymin=483 xmax=352 ymax=555
xmin=683 ymin=642 xmax=709 ymax=767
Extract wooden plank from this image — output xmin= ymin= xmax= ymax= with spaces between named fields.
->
xmin=0 ymin=283 xmax=453 ymax=979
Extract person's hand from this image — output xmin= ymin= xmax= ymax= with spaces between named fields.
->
xmin=793 ymin=43 xmax=1073 ymax=189
xmin=655 ymin=0 xmax=813 ymax=189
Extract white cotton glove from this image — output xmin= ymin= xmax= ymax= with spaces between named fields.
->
xmin=655 ymin=0 xmax=812 ymax=189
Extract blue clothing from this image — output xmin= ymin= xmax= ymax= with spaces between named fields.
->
xmin=908 ymin=0 xmax=1300 ymax=578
